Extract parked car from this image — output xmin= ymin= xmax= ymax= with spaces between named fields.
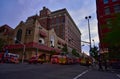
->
xmin=28 ymin=56 xmax=38 ymax=64
xmin=0 ymin=53 xmax=4 ymax=63
xmin=10 ymin=57 xmax=19 ymax=64
xmin=29 ymin=54 xmax=46 ymax=64
xmin=58 ymin=54 xmax=74 ymax=64
xmin=38 ymin=54 xmax=46 ymax=64
xmin=4 ymin=53 xmax=19 ymax=64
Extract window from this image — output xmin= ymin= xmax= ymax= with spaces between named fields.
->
xmin=56 ymin=18 xmax=59 ymax=23
xmin=114 ymin=5 xmax=120 ymax=13
xmin=50 ymin=35 xmax=55 ymax=47
xmin=105 ymin=7 xmax=110 ymax=15
xmin=58 ymin=46 xmax=61 ymax=49
xmin=26 ymin=29 xmax=31 ymax=35
xmin=51 ymin=19 xmax=54 ymax=24
xmin=4 ymin=29 xmax=7 ymax=32
xmin=15 ymin=29 xmax=22 ymax=43
xmin=103 ymin=0 xmax=109 ymax=4
xmin=112 ymin=0 xmax=117 ymax=2
xmin=61 ymin=16 xmax=65 ymax=23
xmin=39 ymin=38 xmax=45 ymax=44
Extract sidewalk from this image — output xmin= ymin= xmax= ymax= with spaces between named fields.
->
xmin=90 ymin=64 xmax=120 ymax=74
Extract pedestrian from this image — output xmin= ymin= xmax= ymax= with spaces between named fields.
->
xmin=103 ymin=59 xmax=108 ymax=71
xmin=86 ymin=59 xmax=90 ymax=68
xmin=98 ymin=58 xmax=103 ymax=71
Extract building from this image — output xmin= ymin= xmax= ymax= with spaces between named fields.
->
xmin=0 ymin=24 xmax=14 ymax=45
xmin=96 ymin=0 xmax=120 ymax=53
xmin=0 ymin=7 xmax=81 ymax=61
xmin=39 ymin=7 xmax=81 ymax=53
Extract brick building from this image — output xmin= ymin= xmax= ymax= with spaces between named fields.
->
xmin=96 ymin=0 xmax=120 ymax=53
xmin=0 ymin=7 xmax=81 ymax=61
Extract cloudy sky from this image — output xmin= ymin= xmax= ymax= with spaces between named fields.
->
xmin=0 ymin=0 xmax=99 ymax=55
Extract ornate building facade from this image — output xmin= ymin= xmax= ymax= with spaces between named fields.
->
xmin=0 ymin=7 xmax=81 ymax=61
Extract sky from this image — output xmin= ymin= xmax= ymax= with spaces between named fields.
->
xmin=0 ymin=0 xmax=99 ymax=55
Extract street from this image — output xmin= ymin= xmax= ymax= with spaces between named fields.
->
xmin=0 ymin=63 xmax=120 ymax=79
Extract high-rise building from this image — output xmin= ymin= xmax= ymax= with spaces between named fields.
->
xmin=96 ymin=0 xmax=120 ymax=53
xmin=0 ymin=7 xmax=81 ymax=61
xmin=39 ymin=7 xmax=81 ymax=53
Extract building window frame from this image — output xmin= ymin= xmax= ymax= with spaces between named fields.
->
xmin=15 ymin=29 xmax=22 ymax=43
xmin=114 ymin=4 xmax=120 ymax=13
xmin=26 ymin=29 xmax=31 ymax=35
xmin=103 ymin=0 xmax=109 ymax=4
xmin=39 ymin=38 xmax=45 ymax=44
xmin=50 ymin=35 xmax=55 ymax=47
xmin=112 ymin=0 xmax=117 ymax=2
xmin=104 ymin=7 xmax=111 ymax=15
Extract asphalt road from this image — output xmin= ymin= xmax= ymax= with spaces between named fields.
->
xmin=0 ymin=63 xmax=120 ymax=79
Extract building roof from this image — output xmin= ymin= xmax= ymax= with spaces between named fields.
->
xmin=0 ymin=24 xmax=14 ymax=35
xmin=0 ymin=24 xmax=13 ymax=30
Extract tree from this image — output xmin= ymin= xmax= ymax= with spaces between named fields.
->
xmin=50 ymin=50 xmax=56 ymax=55
xmin=103 ymin=13 xmax=120 ymax=59
xmin=0 ymin=38 xmax=6 ymax=52
xmin=90 ymin=46 xmax=99 ymax=60
xmin=62 ymin=44 xmax=68 ymax=53
xmin=103 ymin=13 xmax=120 ymax=46
xmin=72 ymin=49 xmax=80 ymax=57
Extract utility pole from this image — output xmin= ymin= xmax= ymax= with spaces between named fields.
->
xmin=14 ymin=37 xmax=25 ymax=63
xmin=85 ymin=16 xmax=92 ymax=54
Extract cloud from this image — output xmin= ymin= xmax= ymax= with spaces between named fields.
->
xmin=68 ymin=0 xmax=98 ymax=42
xmin=0 ymin=0 xmax=98 ymax=54
xmin=67 ymin=0 xmax=99 ymax=54
xmin=16 ymin=0 xmax=41 ymax=22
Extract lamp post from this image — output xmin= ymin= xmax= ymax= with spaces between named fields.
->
xmin=85 ymin=16 xmax=92 ymax=54
xmin=92 ymin=39 xmax=95 ymax=47
xmin=14 ymin=37 xmax=25 ymax=63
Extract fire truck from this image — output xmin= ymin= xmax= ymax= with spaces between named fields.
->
xmin=58 ymin=53 xmax=74 ymax=64
xmin=4 ymin=53 xmax=19 ymax=64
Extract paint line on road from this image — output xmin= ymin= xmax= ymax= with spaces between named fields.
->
xmin=73 ymin=69 xmax=89 ymax=79
xmin=116 ymin=74 xmax=120 ymax=78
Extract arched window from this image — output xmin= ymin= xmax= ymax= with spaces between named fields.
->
xmin=50 ymin=35 xmax=55 ymax=47
xmin=16 ymin=29 xmax=22 ymax=43
xmin=39 ymin=38 xmax=45 ymax=44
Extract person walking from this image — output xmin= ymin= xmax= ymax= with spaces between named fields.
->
xmin=98 ymin=58 xmax=103 ymax=71
xmin=103 ymin=59 xmax=108 ymax=71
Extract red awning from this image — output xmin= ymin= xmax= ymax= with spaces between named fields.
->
xmin=4 ymin=42 xmax=61 ymax=53
xmin=5 ymin=44 xmax=23 ymax=49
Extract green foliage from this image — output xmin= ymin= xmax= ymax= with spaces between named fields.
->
xmin=90 ymin=46 xmax=99 ymax=60
xmin=62 ymin=44 xmax=68 ymax=52
xmin=102 ymin=13 xmax=120 ymax=59
xmin=72 ymin=49 xmax=80 ymax=57
xmin=50 ymin=50 xmax=56 ymax=55
xmin=0 ymin=38 xmax=6 ymax=51
xmin=103 ymin=13 xmax=120 ymax=47
xmin=108 ymin=46 xmax=120 ymax=60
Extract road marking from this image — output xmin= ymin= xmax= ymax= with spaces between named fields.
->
xmin=116 ymin=74 xmax=120 ymax=78
xmin=73 ymin=70 xmax=89 ymax=79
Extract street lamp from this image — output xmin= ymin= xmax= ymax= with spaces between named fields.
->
xmin=92 ymin=39 xmax=95 ymax=47
xmin=85 ymin=16 xmax=92 ymax=54
xmin=14 ymin=37 xmax=25 ymax=63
